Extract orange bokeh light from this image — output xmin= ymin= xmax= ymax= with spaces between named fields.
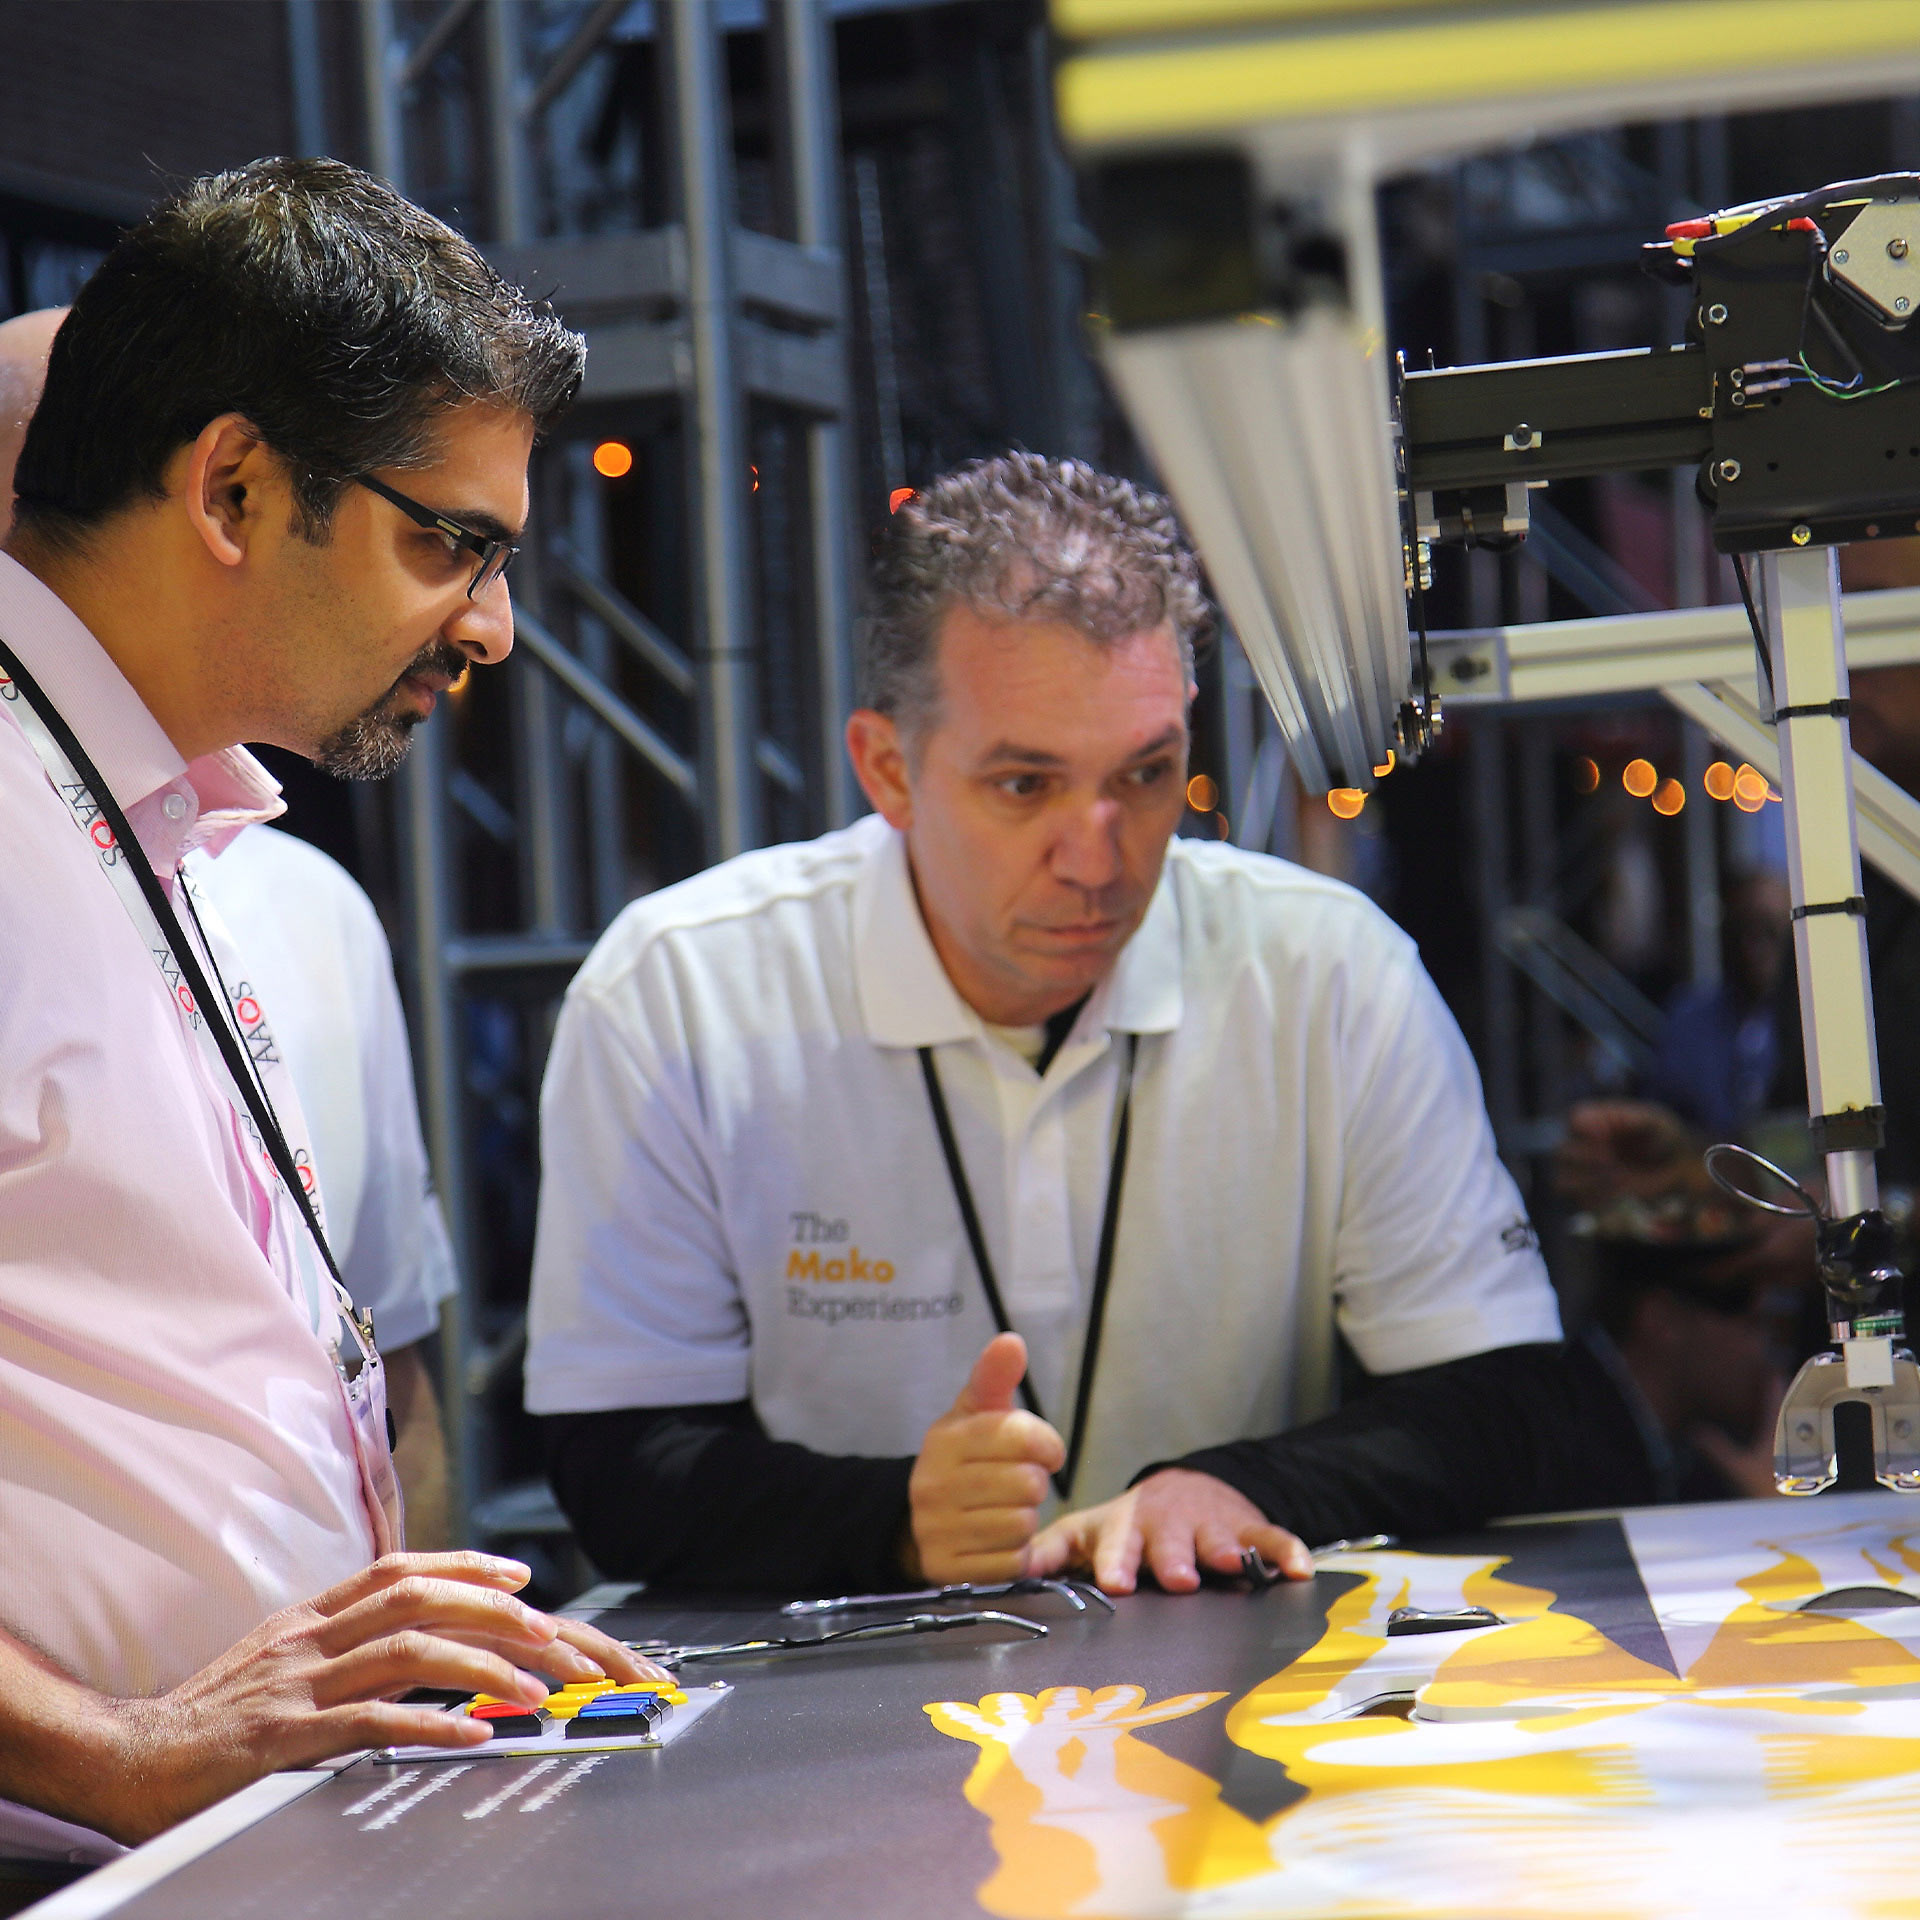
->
xmin=889 ymin=486 xmax=917 ymax=513
xmin=1651 ymin=777 xmax=1686 ymax=816
xmin=1327 ymin=789 xmax=1366 ymax=819
xmin=1704 ymin=760 xmax=1736 ymax=801
xmin=1574 ymin=756 xmax=1599 ymax=793
xmin=1372 ymin=749 xmax=1396 ymax=778
xmin=1732 ymin=764 xmax=1770 ymax=811
xmin=1186 ymin=773 xmax=1219 ymax=812
xmin=592 ymin=440 xmax=634 ymax=479
xmin=1622 ymin=758 xmax=1658 ymax=798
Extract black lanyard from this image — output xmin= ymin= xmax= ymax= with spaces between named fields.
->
xmin=0 ymin=632 xmax=357 ymax=1348
xmin=918 ymin=1032 xmax=1139 ymax=1502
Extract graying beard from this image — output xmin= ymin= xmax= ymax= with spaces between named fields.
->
xmin=315 ymin=701 xmax=421 ymax=780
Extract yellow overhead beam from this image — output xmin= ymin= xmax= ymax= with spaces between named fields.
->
xmin=1056 ymin=0 xmax=1920 ymax=148
xmin=1056 ymin=0 xmax=1444 ymax=34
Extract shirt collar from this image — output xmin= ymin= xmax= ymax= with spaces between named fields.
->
xmin=1086 ymin=854 xmax=1184 ymax=1037
xmin=0 ymin=550 xmax=283 ymax=857
xmin=851 ymin=817 xmax=1185 ymax=1048
xmin=852 ymin=819 xmax=979 ymax=1049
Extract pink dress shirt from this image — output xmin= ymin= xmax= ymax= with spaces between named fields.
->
xmin=0 ymin=551 xmax=375 ymax=1712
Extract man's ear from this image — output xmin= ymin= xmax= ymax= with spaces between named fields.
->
xmin=846 ymin=708 xmax=914 ymax=830
xmin=179 ymin=412 xmax=277 ymax=571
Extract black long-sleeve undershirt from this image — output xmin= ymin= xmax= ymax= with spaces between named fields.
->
xmin=540 ymin=1339 xmax=1659 ymax=1595
xmin=1164 ymin=1338 xmax=1658 ymax=1546
xmin=544 ymin=1400 xmax=915 ymax=1595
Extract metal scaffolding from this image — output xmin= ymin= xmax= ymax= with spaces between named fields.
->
xmin=345 ymin=0 xmax=857 ymax=1543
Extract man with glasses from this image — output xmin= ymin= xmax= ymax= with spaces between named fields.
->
xmin=0 ymin=159 xmax=659 ymax=1875
xmin=0 ymin=308 xmax=462 ymax=1555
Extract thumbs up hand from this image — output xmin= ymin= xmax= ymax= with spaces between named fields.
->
xmin=906 ymin=1333 xmax=1066 ymax=1584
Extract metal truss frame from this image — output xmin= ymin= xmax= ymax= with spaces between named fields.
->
xmin=346 ymin=0 xmax=857 ymax=1543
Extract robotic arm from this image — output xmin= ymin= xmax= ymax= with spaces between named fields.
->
xmin=1093 ymin=159 xmax=1920 ymax=1493
xmin=1398 ymin=176 xmax=1920 ymax=1493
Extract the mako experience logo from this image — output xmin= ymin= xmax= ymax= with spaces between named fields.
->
xmin=783 ymin=1210 xmax=962 ymax=1325
xmin=786 ymin=1210 xmax=895 ymax=1284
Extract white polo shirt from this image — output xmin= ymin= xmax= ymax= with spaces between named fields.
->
xmin=525 ymin=815 xmax=1561 ymax=1506
xmin=191 ymin=826 xmax=458 ymax=1352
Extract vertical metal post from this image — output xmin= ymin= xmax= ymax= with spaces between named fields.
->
xmin=778 ymin=0 xmax=858 ymax=827
xmin=853 ymin=151 xmax=906 ymax=497
xmin=360 ymin=0 xmax=472 ymax=1536
xmin=1761 ymin=547 xmax=1883 ymax=1219
xmin=286 ymin=0 xmax=329 ymax=155
xmin=669 ymin=0 xmax=759 ymax=861
xmin=480 ymin=0 xmax=529 ymax=248
xmin=483 ymin=0 xmax=573 ymax=933
xmin=399 ymin=723 xmax=475 ymax=1544
xmin=569 ymin=443 xmax=628 ymax=924
xmin=356 ymin=0 xmax=403 ymax=184
xmin=1468 ymin=713 xmax=1522 ymax=1153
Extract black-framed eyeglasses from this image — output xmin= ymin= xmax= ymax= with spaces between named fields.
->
xmin=356 ymin=473 xmax=519 ymax=599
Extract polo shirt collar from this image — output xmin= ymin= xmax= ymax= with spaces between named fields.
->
xmin=851 ymin=817 xmax=1185 ymax=1048
xmin=853 ymin=819 xmax=978 ymax=1049
xmin=0 ymin=550 xmax=283 ymax=856
xmin=1086 ymin=854 xmax=1183 ymax=1037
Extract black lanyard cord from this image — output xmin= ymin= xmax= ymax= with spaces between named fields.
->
xmin=0 ymin=634 xmax=349 ymax=1308
xmin=918 ymin=1032 xmax=1139 ymax=1503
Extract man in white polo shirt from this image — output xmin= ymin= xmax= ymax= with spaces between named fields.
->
xmin=528 ymin=454 xmax=1601 ymax=1600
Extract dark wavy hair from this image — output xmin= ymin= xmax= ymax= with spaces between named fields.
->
xmin=859 ymin=452 xmax=1212 ymax=738
xmin=13 ymin=156 xmax=584 ymax=547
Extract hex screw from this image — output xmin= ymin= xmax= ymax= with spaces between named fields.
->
xmin=1705 ymin=302 xmax=1729 ymax=325
xmin=1792 ymin=523 xmax=1813 ymax=545
xmin=1717 ymin=458 xmax=1743 ymax=482
xmin=1892 ymin=237 xmax=1911 ymax=259
xmin=1834 ymin=249 xmax=1851 ymax=265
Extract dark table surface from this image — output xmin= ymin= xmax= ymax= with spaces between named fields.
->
xmin=94 ymin=1514 xmax=1659 ymax=1920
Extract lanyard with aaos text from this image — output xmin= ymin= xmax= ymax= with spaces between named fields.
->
xmin=918 ymin=1032 xmax=1139 ymax=1503
xmin=0 ymin=631 xmax=375 ymax=1379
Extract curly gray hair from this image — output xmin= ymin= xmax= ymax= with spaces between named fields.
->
xmin=859 ymin=452 xmax=1212 ymax=737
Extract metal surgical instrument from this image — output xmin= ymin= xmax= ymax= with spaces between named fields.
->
xmin=632 ymin=1610 xmax=1050 ymax=1667
xmin=1309 ymin=1535 xmax=1399 ymax=1559
xmin=783 ymin=1577 xmax=1115 ymax=1617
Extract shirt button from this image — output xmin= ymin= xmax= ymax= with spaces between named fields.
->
xmin=162 ymin=793 xmax=189 ymax=821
